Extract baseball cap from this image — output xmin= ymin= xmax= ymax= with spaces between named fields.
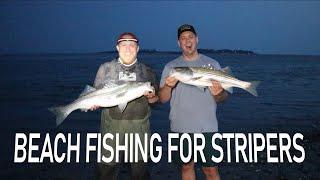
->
xmin=117 ymin=32 xmax=139 ymax=44
xmin=177 ymin=24 xmax=197 ymax=39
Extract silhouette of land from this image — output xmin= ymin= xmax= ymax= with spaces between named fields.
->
xmin=96 ymin=48 xmax=256 ymax=55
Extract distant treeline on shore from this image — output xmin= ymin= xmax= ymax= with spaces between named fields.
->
xmin=98 ymin=49 xmax=256 ymax=55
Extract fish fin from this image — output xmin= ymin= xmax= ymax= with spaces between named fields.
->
xmin=118 ymin=103 xmax=128 ymax=113
xmin=48 ymin=106 xmax=71 ymax=126
xmin=220 ymin=83 xmax=234 ymax=94
xmin=244 ymin=81 xmax=260 ymax=96
xmin=221 ymin=66 xmax=234 ymax=77
xmin=79 ymin=85 xmax=96 ymax=97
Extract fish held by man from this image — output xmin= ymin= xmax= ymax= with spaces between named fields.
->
xmin=169 ymin=66 xmax=260 ymax=96
xmin=48 ymin=82 xmax=154 ymax=126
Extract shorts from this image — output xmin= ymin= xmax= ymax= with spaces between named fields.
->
xmin=171 ymin=132 xmax=221 ymax=167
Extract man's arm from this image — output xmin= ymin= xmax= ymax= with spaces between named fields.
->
xmin=210 ymin=81 xmax=228 ymax=103
xmin=93 ymin=64 xmax=106 ymax=89
xmin=213 ymin=90 xmax=228 ymax=103
xmin=159 ymin=76 xmax=178 ymax=103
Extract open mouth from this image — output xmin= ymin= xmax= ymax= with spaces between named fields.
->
xmin=185 ymin=44 xmax=192 ymax=50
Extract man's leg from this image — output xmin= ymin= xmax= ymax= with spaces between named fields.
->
xmin=181 ymin=161 xmax=196 ymax=180
xmin=97 ymin=110 xmax=122 ymax=180
xmin=202 ymin=166 xmax=220 ymax=180
xmin=172 ymin=133 xmax=196 ymax=180
xmin=201 ymin=133 xmax=220 ymax=180
xmin=130 ymin=161 xmax=150 ymax=180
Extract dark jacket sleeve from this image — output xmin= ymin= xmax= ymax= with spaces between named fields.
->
xmin=93 ymin=64 xmax=106 ymax=89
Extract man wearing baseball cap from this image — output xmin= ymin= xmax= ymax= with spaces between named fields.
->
xmin=159 ymin=24 xmax=228 ymax=180
xmin=92 ymin=32 xmax=158 ymax=180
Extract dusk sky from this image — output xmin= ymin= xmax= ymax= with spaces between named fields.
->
xmin=1 ymin=1 xmax=320 ymax=55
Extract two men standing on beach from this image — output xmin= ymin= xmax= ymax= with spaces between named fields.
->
xmin=93 ymin=24 xmax=227 ymax=180
xmin=159 ymin=24 xmax=228 ymax=180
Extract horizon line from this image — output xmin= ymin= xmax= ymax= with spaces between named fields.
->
xmin=0 ymin=50 xmax=319 ymax=57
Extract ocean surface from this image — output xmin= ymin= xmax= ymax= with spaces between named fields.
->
xmin=0 ymin=52 xmax=319 ymax=179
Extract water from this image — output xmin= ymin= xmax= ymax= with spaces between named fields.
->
xmin=0 ymin=53 xmax=319 ymax=179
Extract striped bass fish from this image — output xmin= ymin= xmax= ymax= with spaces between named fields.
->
xmin=49 ymin=82 xmax=153 ymax=126
xmin=169 ymin=66 xmax=260 ymax=96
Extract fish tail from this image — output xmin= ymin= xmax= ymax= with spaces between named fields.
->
xmin=48 ymin=105 xmax=71 ymax=126
xmin=245 ymin=81 xmax=260 ymax=96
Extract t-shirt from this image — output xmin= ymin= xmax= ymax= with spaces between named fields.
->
xmin=160 ymin=54 xmax=221 ymax=133
xmin=94 ymin=59 xmax=157 ymax=120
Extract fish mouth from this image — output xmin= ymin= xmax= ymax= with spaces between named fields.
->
xmin=144 ymin=82 xmax=153 ymax=91
xmin=148 ymin=87 xmax=154 ymax=93
xmin=173 ymin=67 xmax=193 ymax=76
xmin=145 ymin=83 xmax=154 ymax=92
xmin=169 ymin=69 xmax=176 ymax=76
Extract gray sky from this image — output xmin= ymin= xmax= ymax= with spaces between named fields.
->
xmin=1 ymin=1 xmax=320 ymax=55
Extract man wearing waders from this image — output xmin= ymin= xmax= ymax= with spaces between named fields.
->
xmin=92 ymin=32 xmax=158 ymax=180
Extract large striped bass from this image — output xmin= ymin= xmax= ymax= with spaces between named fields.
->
xmin=169 ymin=66 xmax=260 ymax=96
xmin=49 ymin=82 xmax=153 ymax=126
